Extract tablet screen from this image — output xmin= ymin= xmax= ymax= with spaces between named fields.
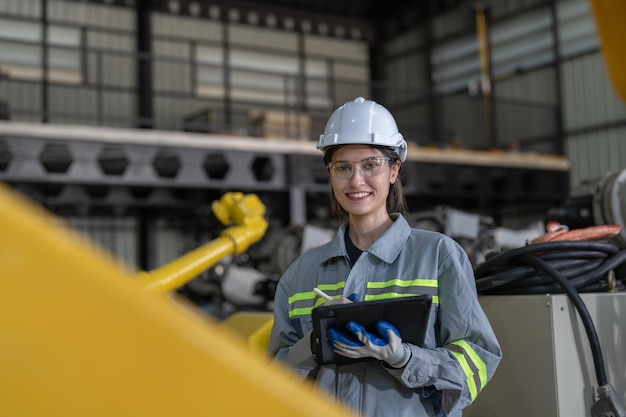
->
xmin=311 ymin=295 xmax=432 ymax=365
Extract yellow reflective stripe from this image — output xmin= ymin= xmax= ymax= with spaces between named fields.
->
xmin=449 ymin=349 xmax=477 ymax=401
xmin=289 ymin=296 xmax=345 ymax=318
xmin=287 ymin=291 xmax=315 ymax=304
xmin=287 ymin=283 xmax=346 ymax=305
xmin=316 ymin=282 xmax=346 ymax=291
xmin=364 ymin=293 xmax=439 ymax=304
xmin=289 ymin=306 xmax=314 ymax=318
xmin=455 ymin=340 xmax=488 ymax=390
xmin=367 ymin=278 xmax=438 ymax=289
xmin=365 ymin=292 xmax=416 ymax=300
xmin=366 ymin=279 xmax=438 ymax=303
xmin=287 ymin=283 xmax=347 ymax=318
xmin=314 ymin=298 xmax=326 ymax=307
xmin=448 ymin=340 xmax=488 ymax=403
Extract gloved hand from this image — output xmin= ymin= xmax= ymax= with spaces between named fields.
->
xmin=310 ymin=293 xmax=359 ymax=356
xmin=329 ymin=320 xmax=411 ymax=368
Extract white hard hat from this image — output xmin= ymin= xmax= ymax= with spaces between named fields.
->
xmin=316 ymin=97 xmax=407 ymax=162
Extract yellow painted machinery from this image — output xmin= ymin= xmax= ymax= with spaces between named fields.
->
xmin=136 ymin=191 xmax=269 ymax=295
xmin=589 ymin=0 xmax=626 ymax=102
xmin=0 ymin=185 xmax=355 ymax=417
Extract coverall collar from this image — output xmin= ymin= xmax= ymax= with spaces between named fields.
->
xmin=321 ymin=213 xmax=411 ymax=265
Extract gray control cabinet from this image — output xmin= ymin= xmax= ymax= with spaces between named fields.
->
xmin=466 ymin=293 xmax=626 ymax=417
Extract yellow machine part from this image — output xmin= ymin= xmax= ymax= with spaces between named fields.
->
xmin=589 ymin=0 xmax=626 ymax=102
xmin=136 ymin=192 xmax=268 ymax=295
xmin=218 ymin=311 xmax=274 ymax=354
xmin=0 ymin=184 xmax=355 ymax=417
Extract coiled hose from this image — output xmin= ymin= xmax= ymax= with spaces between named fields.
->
xmin=474 ymin=240 xmax=626 ymax=387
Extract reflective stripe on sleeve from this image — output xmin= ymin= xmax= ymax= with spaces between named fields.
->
xmin=446 ymin=340 xmax=488 ymax=402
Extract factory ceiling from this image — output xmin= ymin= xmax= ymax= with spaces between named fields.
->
xmin=252 ymin=0 xmax=432 ymax=21
xmin=129 ymin=0 xmax=470 ymax=41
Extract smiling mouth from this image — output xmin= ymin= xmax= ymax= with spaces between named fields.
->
xmin=347 ymin=192 xmax=371 ymax=199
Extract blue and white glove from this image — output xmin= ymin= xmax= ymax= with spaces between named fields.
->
xmin=329 ymin=320 xmax=411 ymax=368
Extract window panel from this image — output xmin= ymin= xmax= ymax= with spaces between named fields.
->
xmin=557 ymin=0 xmax=599 ymax=57
xmin=230 ymin=49 xmax=299 ymax=74
xmin=0 ymin=18 xmax=81 ymax=84
xmin=305 ymin=58 xmax=328 ymax=77
xmin=196 ymin=45 xmax=222 ymax=65
xmin=490 ymin=8 xmax=554 ymax=76
xmin=432 ymin=36 xmax=479 ymax=93
xmin=0 ymin=18 xmax=41 ymax=41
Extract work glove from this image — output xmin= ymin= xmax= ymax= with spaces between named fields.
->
xmin=310 ymin=293 xmax=359 ymax=356
xmin=329 ymin=320 xmax=411 ymax=368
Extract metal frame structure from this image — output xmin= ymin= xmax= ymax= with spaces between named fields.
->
xmin=0 ymin=121 xmax=570 ymax=221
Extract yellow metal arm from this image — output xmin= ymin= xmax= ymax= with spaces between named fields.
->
xmin=135 ymin=192 xmax=268 ymax=294
xmin=0 ymin=184 xmax=354 ymax=417
xmin=589 ymin=0 xmax=626 ymax=102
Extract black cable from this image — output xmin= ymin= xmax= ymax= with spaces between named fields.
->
xmin=475 ymin=241 xmax=625 ymax=294
xmin=519 ymin=254 xmax=607 ymax=386
xmin=474 ymin=239 xmax=626 ymax=388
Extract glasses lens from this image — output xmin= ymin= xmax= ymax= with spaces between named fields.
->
xmin=328 ymin=157 xmax=391 ymax=179
xmin=360 ymin=158 xmax=385 ymax=177
xmin=329 ymin=161 xmax=354 ymax=178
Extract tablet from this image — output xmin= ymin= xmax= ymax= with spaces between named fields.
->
xmin=311 ymin=295 xmax=432 ymax=365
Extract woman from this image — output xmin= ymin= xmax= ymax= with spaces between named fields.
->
xmin=268 ymin=97 xmax=501 ymax=417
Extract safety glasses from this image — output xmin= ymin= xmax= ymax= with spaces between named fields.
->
xmin=327 ymin=157 xmax=394 ymax=179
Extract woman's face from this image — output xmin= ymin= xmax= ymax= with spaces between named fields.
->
xmin=329 ymin=144 xmax=400 ymax=219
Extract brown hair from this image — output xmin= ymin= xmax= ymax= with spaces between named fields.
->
xmin=323 ymin=145 xmax=407 ymax=219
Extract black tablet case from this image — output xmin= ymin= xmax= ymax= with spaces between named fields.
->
xmin=311 ymin=294 xmax=432 ymax=365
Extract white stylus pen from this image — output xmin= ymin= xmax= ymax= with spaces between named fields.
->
xmin=313 ymin=287 xmax=333 ymax=301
